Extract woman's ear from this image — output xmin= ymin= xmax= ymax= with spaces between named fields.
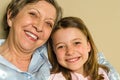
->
xmin=7 ymin=10 xmax=12 ymax=28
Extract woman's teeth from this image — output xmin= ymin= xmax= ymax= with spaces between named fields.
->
xmin=26 ymin=31 xmax=38 ymax=40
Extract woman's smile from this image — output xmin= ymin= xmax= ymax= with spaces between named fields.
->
xmin=25 ymin=30 xmax=38 ymax=41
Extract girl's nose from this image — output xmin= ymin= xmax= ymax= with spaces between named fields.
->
xmin=66 ymin=46 xmax=74 ymax=56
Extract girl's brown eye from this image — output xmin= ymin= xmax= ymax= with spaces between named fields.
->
xmin=57 ymin=46 xmax=64 ymax=49
xmin=75 ymin=42 xmax=81 ymax=44
xmin=74 ymin=42 xmax=81 ymax=46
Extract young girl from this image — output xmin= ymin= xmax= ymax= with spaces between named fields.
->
xmin=48 ymin=17 xmax=109 ymax=80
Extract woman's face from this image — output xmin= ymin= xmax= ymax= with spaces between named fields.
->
xmin=7 ymin=1 xmax=56 ymax=53
xmin=52 ymin=27 xmax=91 ymax=74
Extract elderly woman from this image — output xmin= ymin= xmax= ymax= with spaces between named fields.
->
xmin=0 ymin=0 xmax=62 ymax=80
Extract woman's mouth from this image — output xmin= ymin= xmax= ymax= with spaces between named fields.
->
xmin=25 ymin=31 xmax=38 ymax=41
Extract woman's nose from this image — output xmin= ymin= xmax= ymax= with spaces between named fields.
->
xmin=33 ymin=20 xmax=44 ymax=32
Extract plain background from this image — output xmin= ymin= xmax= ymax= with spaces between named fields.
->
xmin=0 ymin=0 xmax=120 ymax=73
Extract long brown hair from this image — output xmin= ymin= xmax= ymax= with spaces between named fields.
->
xmin=48 ymin=16 xmax=109 ymax=80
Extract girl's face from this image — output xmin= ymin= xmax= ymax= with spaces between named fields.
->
xmin=52 ymin=27 xmax=91 ymax=74
xmin=7 ymin=1 xmax=56 ymax=53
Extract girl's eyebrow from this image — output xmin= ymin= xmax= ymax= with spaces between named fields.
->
xmin=72 ymin=38 xmax=82 ymax=41
xmin=55 ymin=42 xmax=64 ymax=46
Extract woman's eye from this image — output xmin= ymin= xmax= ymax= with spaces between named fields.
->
xmin=46 ymin=22 xmax=53 ymax=28
xmin=29 ymin=12 xmax=37 ymax=17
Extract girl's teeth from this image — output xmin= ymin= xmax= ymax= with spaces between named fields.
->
xmin=67 ymin=58 xmax=79 ymax=62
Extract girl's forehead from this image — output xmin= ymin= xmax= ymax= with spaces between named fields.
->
xmin=53 ymin=27 xmax=86 ymax=39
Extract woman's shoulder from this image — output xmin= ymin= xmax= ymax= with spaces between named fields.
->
xmin=0 ymin=39 xmax=5 ymax=45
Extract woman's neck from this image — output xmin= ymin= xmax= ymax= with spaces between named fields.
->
xmin=0 ymin=40 xmax=32 ymax=71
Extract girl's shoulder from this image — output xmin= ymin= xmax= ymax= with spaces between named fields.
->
xmin=98 ymin=68 xmax=110 ymax=80
xmin=98 ymin=67 xmax=108 ymax=74
xmin=49 ymin=72 xmax=66 ymax=80
xmin=49 ymin=72 xmax=90 ymax=80
xmin=49 ymin=68 xmax=110 ymax=80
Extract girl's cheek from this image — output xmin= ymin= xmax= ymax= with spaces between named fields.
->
xmin=78 ymin=46 xmax=87 ymax=53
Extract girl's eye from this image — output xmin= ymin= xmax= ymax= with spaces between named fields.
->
xmin=56 ymin=45 xmax=66 ymax=50
xmin=74 ymin=42 xmax=81 ymax=45
xmin=57 ymin=46 xmax=64 ymax=49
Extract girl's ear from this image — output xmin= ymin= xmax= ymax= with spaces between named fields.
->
xmin=7 ymin=10 xmax=12 ymax=28
xmin=87 ymin=41 xmax=91 ymax=53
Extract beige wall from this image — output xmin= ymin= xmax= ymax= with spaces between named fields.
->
xmin=0 ymin=0 xmax=120 ymax=73
xmin=0 ymin=0 xmax=11 ymax=38
xmin=56 ymin=0 xmax=120 ymax=73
